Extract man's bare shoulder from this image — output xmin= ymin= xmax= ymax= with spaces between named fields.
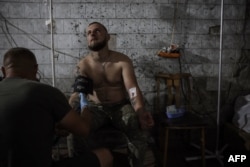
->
xmin=78 ymin=54 xmax=92 ymax=65
xmin=110 ymin=50 xmax=132 ymax=62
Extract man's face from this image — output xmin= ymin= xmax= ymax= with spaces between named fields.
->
xmin=86 ymin=23 xmax=109 ymax=51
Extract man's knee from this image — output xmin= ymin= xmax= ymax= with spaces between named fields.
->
xmin=92 ymin=148 xmax=113 ymax=167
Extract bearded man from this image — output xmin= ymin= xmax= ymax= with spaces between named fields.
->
xmin=69 ymin=22 xmax=155 ymax=167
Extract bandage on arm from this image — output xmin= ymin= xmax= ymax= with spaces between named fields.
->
xmin=129 ymin=87 xmax=137 ymax=106
xmin=128 ymin=86 xmax=146 ymax=114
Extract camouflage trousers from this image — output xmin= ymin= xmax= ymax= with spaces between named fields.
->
xmin=87 ymin=100 xmax=149 ymax=167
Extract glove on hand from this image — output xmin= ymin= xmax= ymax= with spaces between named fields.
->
xmin=79 ymin=92 xmax=88 ymax=110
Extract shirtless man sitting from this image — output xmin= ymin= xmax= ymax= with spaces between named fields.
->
xmin=69 ymin=22 xmax=154 ymax=167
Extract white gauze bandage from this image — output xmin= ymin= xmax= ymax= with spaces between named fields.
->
xmin=129 ymin=87 xmax=137 ymax=99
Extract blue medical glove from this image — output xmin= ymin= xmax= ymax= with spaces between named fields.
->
xmin=79 ymin=92 xmax=88 ymax=110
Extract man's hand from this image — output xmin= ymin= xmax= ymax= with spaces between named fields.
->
xmin=55 ymin=123 xmax=70 ymax=137
xmin=137 ymin=111 xmax=154 ymax=130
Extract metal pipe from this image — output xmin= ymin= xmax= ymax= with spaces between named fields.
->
xmin=216 ymin=0 xmax=224 ymax=155
xmin=50 ymin=0 xmax=55 ymax=87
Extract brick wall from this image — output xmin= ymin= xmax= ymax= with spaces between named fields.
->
xmin=0 ymin=0 xmax=249 ymax=116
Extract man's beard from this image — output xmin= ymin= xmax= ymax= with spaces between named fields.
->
xmin=88 ymin=39 xmax=107 ymax=51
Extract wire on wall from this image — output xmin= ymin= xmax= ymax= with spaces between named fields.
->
xmin=49 ymin=0 xmax=56 ymax=87
xmin=0 ymin=12 xmax=79 ymax=60
xmin=170 ymin=0 xmax=178 ymax=45
xmin=2 ymin=19 xmax=17 ymax=47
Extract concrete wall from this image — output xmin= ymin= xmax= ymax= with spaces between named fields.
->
xmin=0 ymin=0 xmax=249 ymax=117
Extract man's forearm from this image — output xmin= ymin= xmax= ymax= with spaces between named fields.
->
xmin=127 ymin=86 xmax=146 ymax=113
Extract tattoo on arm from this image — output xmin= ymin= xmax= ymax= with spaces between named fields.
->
xmin=130 ymin=97 xmax=136 ymax=106
xmin=74 ymin=66 xmax=80 ymax=77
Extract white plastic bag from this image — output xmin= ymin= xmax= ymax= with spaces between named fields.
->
xmin=232 ymin=94 xmax=250 ymax=133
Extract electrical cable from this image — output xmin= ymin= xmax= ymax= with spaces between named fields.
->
xmin=0 ymin=12 xmax=80 ymax=60
xmin=4 ymin=19 xmax=18 ymax=47
xmin=170 ymin=0 xmax=178 ymax=45
xmin=0 ymin=26 xmax=13 ymax=47
xmin=49 ymin=0 xmax=55 ymax=87
xmin=0 ymin=12 xmax=81 ymax=86
xmin=179 ymin=48 xmax=214 ymax=117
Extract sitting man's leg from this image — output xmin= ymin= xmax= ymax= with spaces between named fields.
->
xmin=53 ymin=147 xmax=113 ymax=167
xmin=110 ymin=104 xmax=149 ymax=167
xmin=92 ymin=148 xmax=113 ymax=167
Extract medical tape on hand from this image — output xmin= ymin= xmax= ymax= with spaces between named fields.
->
xmin=79 ymin=92 xmax=88 ymax=110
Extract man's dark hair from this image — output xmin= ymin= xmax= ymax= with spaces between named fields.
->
xmin=88 ymin=22 xmax=108 ymax=32
xmin=3 ymin=47 xmax=37 ymax=67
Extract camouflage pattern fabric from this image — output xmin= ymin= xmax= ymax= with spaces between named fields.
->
xmin=87 ymin=101 xmax=149 ymax=167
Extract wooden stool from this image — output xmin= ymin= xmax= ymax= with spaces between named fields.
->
xmin=155 ymin=72 xmax=206 ymax=167
xmin=155 ymin=72 xmax=192 ymax=111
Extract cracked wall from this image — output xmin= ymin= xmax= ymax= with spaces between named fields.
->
xmin=0 ymin=0 xmax=249 ymax=118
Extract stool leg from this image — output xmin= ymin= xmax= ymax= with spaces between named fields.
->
xmin=163 ymin=128 xmax=169 ymax=167
xmin=186 ymin=76 xmax=192 ymax=112
xmin=173 ymin=79 xmax=181 ymax=108
xmin=156 ymin=78 xmax=160 ymax=112
xmin=166 ymin=79 xmax=173 ymax=106
xmin=201 ymin=127 xmax=206 ymax=167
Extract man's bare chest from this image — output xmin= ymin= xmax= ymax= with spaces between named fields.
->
xmin=88 ymin=63 xmax=123 ymax=87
